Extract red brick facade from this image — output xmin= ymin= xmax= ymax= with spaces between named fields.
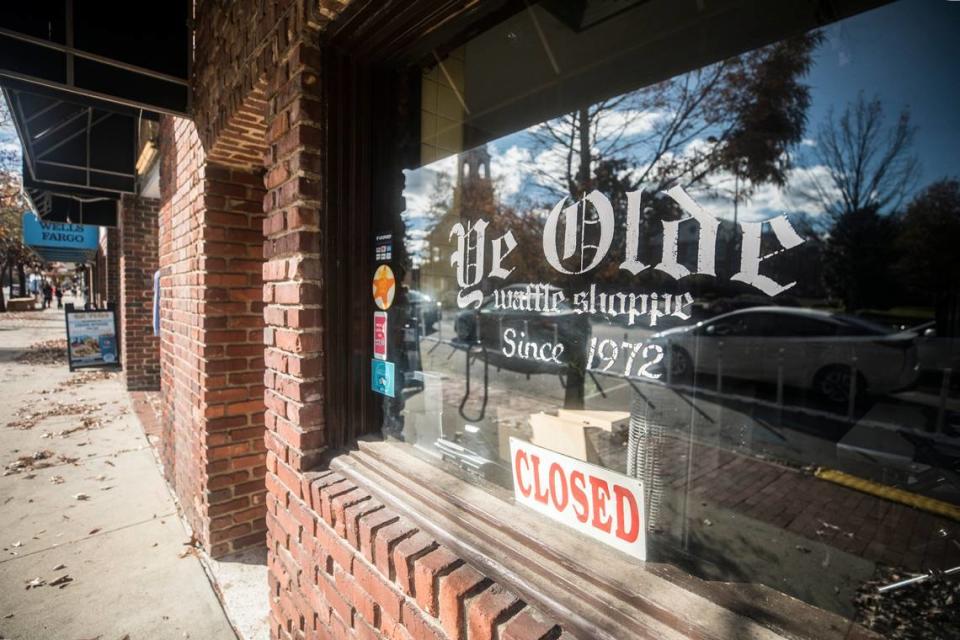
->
xmin=153 ymin=1 xmax=574 ymax=637
xmin=267 ymin=469 xmax=569 ymax=640
xmin=105 ymin=227 xmax=120 ymax=309
xmin=119 ymin=194 xmax=160 ymax=391
xmin=157 ymin=115 xmax=268 ymax=557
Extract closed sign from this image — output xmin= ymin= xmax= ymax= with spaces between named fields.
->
xmin=510 ymin=438 xmax=646 ymax=561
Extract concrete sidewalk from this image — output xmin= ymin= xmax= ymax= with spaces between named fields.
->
xmin=0 ymin=302 xmax=239 ymax=640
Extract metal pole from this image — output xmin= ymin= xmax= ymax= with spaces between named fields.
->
xmin=847 ymin=355 xmax=859 ymax=421
xmin=937 ymin=368 xmax=951 ymax=433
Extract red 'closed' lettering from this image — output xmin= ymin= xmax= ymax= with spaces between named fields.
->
xmin=589 ymin=476 xmax=612 ymax=533
xmin=515 ymin=450 xmax=531 ymax=498
xmin=513 ymin=444 xmax=642 ymax=549
xmin=570 ymin=470 xmax=589 ymax=523
xmin=548 ymin=462 xmax=568 ymax=511
xmin=614 ymin=485 xmax=640 ymax=542
xmin=531 ymin=454 xmax=549 ymax=505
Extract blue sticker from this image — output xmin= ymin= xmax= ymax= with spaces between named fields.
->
xmin=371 ymin=359 xmax=396 ymax=397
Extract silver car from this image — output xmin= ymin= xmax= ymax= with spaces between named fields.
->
xmin=650 ymin=306 xmax=920 ymax=402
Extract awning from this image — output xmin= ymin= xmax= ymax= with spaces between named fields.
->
xmin=5 ymin=82 xmax=138 ymax=191
xmin=0 ymin=2 xmax=189 ymax=226
xmin=0 ymin=2 xmax=189 ymax=116
xmin=22 ymin=158 xmax=119 ymax=226
xmin=3 ymin=82 xmax=135 ymax=226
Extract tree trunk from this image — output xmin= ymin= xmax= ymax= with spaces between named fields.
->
xmin=563 ymin=106 xmax=594 ymax=410
xmin=17 ymin=263 xmax=25 ymax=298
xmin=0 ymin=260 xmax=7 ymax=312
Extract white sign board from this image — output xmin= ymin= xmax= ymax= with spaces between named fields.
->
xmin=509 ymin=437 xmax=646 ymax=561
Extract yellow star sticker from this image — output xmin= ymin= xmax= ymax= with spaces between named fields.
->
xmin=372 ymin=265 xmax=396 ymax=310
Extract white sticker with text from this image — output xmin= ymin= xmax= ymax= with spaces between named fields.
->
xmin=510 ymin=437 xmax=646 ymax=561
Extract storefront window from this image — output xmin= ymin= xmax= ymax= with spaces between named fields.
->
xmin=381 ymin=0 xmax=959 ymax=632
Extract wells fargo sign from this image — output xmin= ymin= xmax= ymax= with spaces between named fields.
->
xmin=510 ymin=438 xmax=646 ymax=560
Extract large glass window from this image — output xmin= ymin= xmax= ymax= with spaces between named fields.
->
xmin=383 ymin=1 xmax=960 ymax=634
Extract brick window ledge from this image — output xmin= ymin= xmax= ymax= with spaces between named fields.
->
xmin=330 ymin=439 xmax=881 ymax=640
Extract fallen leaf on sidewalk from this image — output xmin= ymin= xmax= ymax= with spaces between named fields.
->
xmin=88 ymin=528 xmax=100 ymax=535
xmin=14 ymin=339 xmax=66 ymax=365
xmin=73 ymin=493 xmax=90 ymax=501
xmin=52 ymin=564 xmax=65 ymax=571
xmin=3 ymin=613 xmax=13 ymax=619
xmin=49 ymin=574 xmax=72 ymax=588
xmin=24 ymin=577 xmax=45 ymax=589
xmin=50 ymin=475 xmax=65 ymax=484
xmin=11 ymin=541 xmax=21 ymax=548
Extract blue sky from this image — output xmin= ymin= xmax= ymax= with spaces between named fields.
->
xmin=804 ymin=0 xmax=960 ymax=190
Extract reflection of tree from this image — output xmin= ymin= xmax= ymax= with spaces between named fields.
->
xmin=897 ymin=179 xmax=960 ymax=335
xmin=528 ymin=32 xmax=822 ymax=201
xmin=525 ymin=33 xmax=822 ymax=304
xmin=808 ymin=93 xmax=919 ymax=219
xmin=763 ymin=211 xmax=824 ymax=299
xmin=822 ymin=205 xmax=899 ymax=313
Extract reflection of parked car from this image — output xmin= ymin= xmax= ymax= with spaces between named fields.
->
xmin=453 ymin=284 xmax=590 ymax=374
xmin=910 ymin=320 xmax=960 ymax=375
xmin=407 ymin=289 xmax=440 ymax=334
xmin=650 ymin=307 xmax=920 ymax=403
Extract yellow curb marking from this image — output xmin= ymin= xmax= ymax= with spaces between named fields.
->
xmin=815 ymin=467 xmax=960 ymax=522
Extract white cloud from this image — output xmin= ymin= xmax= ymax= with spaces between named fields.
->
xmin=594 ymin=108 xmax=663 ymax=140
xmin=692 ymin=163 xmax=840 ymax=223
xmin=489 ymin=144 xmax=532 ymax=200
xmin=402 ymin=154 xmax=458 ymax=228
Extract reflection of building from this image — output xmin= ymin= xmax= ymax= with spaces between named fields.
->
xmin=419 ymin=145 xmax=495 ymax=306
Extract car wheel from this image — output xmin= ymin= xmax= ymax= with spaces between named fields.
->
xmin=814 ymin=365 xmax=865 ymax=404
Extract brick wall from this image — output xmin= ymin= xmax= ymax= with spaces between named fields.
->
xmin=253 ymin=12 xmax=573 ymax=639
xmin=182 ymin=1 xmax=576 ymax=637
xmin=119 ymin=194 xmax=161 ymax=390
xmin=267 ymin=470 xmax=571 ymax=640
xmin=157 ymin=115 xmax=268 ymax=557
xmin=105 ymin=227 xmax=121 ymax=309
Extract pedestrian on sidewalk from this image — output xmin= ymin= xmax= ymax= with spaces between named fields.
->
xmin=55 ymin=285 xmax=63 ymax=309
xmin=41 ymin=281 xmax=52 ymax=309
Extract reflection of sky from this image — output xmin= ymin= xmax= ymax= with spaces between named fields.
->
xmin=403 ymin=0 xmax=960 ymax=246
xmin=804 ymin=0 xmax=959 ymax=190
xmin=0 ymin=94 xmax=21 ymax=168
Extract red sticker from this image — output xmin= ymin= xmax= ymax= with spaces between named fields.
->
xmin=373 ymin=312 xmax=387 ymax=360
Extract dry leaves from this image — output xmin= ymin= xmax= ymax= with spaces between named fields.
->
xmin=6 ymin=402 xmax=103 ymax=431
xmin=856 ymin=564 xmax=960 ymax=639
xmin=57 ymin=369 xmax=116 ymax=388
xmin=14 ymin=339 xmax=67 ymax=365
xmin=3 ymin=450 xmax=55 ymax=476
